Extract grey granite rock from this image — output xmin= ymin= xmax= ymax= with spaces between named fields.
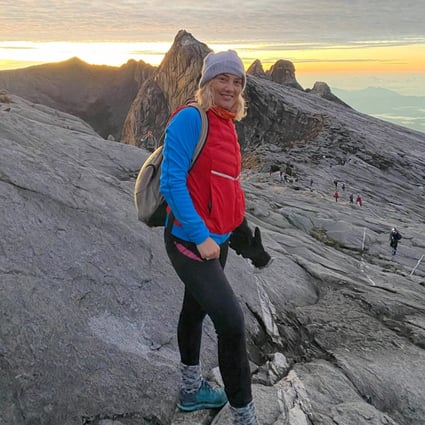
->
xmin=1 ymin=62 xmax=425 ymax=425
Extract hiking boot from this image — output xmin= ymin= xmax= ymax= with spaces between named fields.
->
xmin=177 ymin=379 xmax=228 ymax=412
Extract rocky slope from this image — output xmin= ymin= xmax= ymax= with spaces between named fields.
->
xmin=1 ymin=30 xmax=425 ymax=425
xmin=0 ymin=57 xmax=155 ymax=140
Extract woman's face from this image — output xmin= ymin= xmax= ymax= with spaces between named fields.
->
xmin=210 ymin=73 xmax=244 ymax=111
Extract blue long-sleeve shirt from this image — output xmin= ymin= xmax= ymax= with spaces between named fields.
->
xmin=160 ymin=106 xmax=230 ymax=245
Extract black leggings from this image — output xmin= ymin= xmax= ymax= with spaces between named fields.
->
xmin=164 ymin=230 xmax=252 ymax=408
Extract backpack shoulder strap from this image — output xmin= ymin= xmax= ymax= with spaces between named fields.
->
xmin=188 ymin=103 xmax=208 ymax=168
xmin=159 ymin=101 xmax=208 ymax=167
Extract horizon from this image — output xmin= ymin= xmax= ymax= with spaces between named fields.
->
xmin=1 ymin=45 xmax=424 ymax=98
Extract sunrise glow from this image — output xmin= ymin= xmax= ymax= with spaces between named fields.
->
xmin=1 ymin=39 xmax=424 ymax=97
xmin=0 ymin=41 xmax=172 ymax=70
xmin=1 ymin=40 xmax=424 ymax=75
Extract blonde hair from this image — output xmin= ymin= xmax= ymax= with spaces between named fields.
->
xmin=194 ymin=81 xmax=247 ymax=121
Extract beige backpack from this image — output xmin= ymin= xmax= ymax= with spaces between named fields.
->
xmin=134 ymin=103 xmax=208 ymax=227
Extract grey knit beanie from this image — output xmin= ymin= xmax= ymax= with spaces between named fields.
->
xmin=199 ymin=50 xmax=246 ymax=88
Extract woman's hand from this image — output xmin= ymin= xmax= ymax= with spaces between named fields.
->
xmin=197 ymin=237 xmax=220 ymax=260
xmin=229 ymin=218 xmax=272 ymax=268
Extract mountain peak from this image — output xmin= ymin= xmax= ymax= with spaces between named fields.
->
xmin=65 ymin=56 xmax=86 ymax=64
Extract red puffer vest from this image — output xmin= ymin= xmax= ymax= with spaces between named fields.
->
xmin=187 ymin=108 xmax=245 ymax=234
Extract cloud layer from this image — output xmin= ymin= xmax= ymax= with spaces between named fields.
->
xmin=1 ymin=0 xmax=424 ymax=47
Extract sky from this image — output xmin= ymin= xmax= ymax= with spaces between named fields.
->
xmin=0 ymin=0 xmax=425 ymax=95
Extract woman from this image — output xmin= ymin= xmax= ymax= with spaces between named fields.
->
xmin=160 ymin=50 xmax=270 ymax=425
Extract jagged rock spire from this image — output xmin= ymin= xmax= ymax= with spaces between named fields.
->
xmin=267 ymin=59 xmax=303 ymax=90
xmin=247 ymin=59 xmax=268 ymax=79
xmin=121 ymin=30 xmax=211 ymax=145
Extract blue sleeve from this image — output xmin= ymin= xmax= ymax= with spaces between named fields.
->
xmin=160 ymin=107 xmax=210 ymax=244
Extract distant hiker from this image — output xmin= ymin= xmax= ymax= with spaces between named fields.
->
xmin=279 ymin=169 xmax=283 ymax=182
xmin=309 ymin=178 xmax=314 ymax=191
xmin=285 ymin=163 xmax=294 ymax=177
xmin=160 ymin=50 xmax=268 ymax=424
xmin=139 ymin=130 xmax=157 ymax=151
xmin=342 ymin=183 xmax=345 ymax=191
xmin=349 ymin=193 xmax=354 ymax=204
xmin=389 ymin=227 xmax=402 ymax=255
xmin=333 ymin=179 xmax=338 ymax=190
xmin=356 ymin=194 xmax=362 ymax=207
xmin=333 ymin=191 xmax=339 ymax=202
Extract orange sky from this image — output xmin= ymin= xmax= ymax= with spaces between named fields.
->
xmin=1 ymin=41 xmax=424 ymax=74
xmin=289 ymin=44 xmax=425 ymax=74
